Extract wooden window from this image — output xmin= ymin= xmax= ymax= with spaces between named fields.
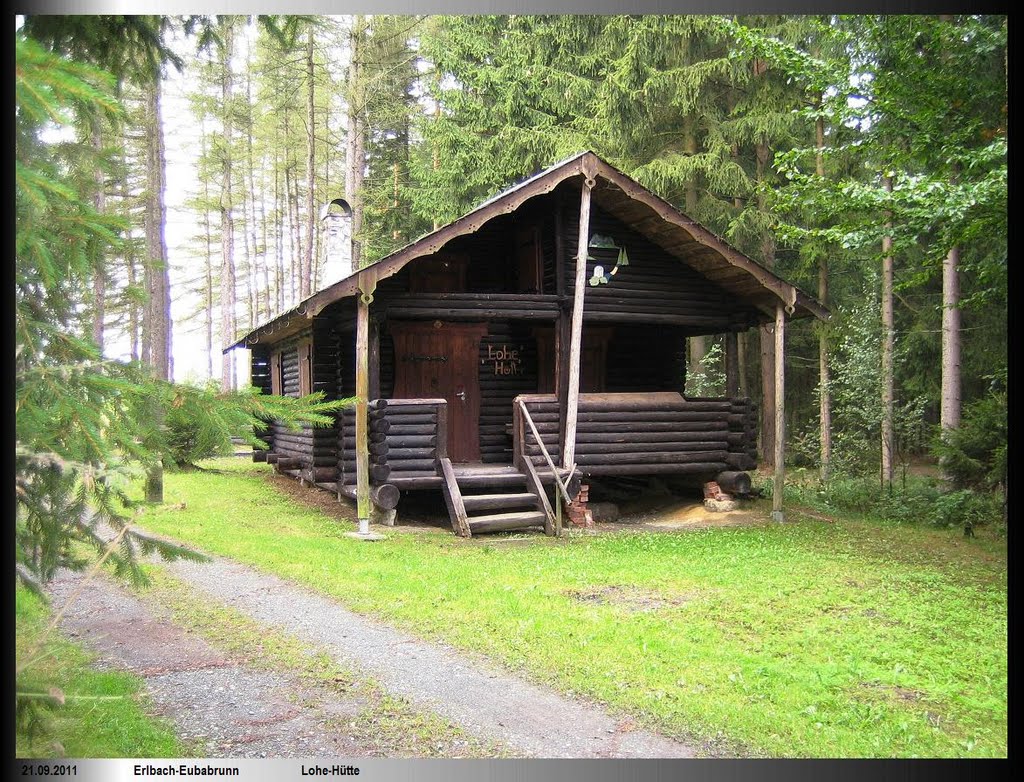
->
xmin=270 ymin=350 xmax=282 ymax=396
xmin=409 ymin=254 xmax=468 ymax=293
xmin=297 ymin=340 xmax=312 ymax=397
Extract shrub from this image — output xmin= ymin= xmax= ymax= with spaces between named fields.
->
xmin=784 ymin=472 xmax=1002 ymax=532
xmin=931 ymin=391 xmax=1007 ymax=491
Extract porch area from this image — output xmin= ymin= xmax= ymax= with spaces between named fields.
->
xmin=308 ymin=391 xmax=757 ymax=537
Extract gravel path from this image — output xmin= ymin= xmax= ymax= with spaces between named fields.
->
xmin=48 ymin=550 xmax=700 ymax=758
xmin=47 ymin=570 xmax=378 ymax=758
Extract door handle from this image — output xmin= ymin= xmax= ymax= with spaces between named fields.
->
xmin=456 ymin=390 xmax=467 ymax=402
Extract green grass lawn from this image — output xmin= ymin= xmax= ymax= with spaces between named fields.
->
xmin=136 ymin=458 xmax=1007 ymax=758
xmin=15 ymin=587 xmax=185 ymax=758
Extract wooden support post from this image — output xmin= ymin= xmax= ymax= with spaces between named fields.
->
xmin=555 ymin=190 xmax=570 ymax=451
xmin=355 ymin=280 xmax=373 ymax=534
xmin=772 ymin=304 xmax=786 ymax=522
xmin=562 ymin=171 xmax=595 ymax=470
xmin=725 ymin=331 xmax=740 ymax=397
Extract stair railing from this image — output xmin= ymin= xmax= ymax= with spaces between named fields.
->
xmin=515 ymin=398 xmax=576 ymax=537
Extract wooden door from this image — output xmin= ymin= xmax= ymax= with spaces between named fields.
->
xmin=390 ymin=321 xmax=487 ymax=462
xmin=534 ymin=325 xmax=612 ymax=393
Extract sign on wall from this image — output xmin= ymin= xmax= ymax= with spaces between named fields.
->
xmin=484 ymin=344 xmax=525 ymax=376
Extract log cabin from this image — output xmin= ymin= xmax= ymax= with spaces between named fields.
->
xmin=227 ymin=151 xmax=828 ymax=537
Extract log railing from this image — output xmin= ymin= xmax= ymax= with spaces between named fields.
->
xmin=514 ymin=392 xmax=757 ymax=478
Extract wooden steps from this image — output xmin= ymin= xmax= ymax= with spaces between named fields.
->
xmin=468 ymin=511 xmax=547 ymax=534
xmin=439 ymin=458 xmax=552 ymax=537
xmin=462 ymin=492 xmax=537 ymax=512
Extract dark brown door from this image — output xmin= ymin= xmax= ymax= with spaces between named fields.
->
xmin=390 ymin=321 xmax=487 ymax=462
xmin=534 ymin=325 xmax=612 ymax=393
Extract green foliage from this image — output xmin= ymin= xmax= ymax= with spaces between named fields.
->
xmin=15 ymin=29 xmax=345 ymax=592
xmin=356 ymin=15 xmax=426 ymax=263
xmin=786 ymin=471 xmax=1004 ymax=534
xmin=15 ymin=29 xmax=351 ymax=751
xmin=164 ymin=382 xmax=347 ymax=468
xmin=686 ymin=341 xmax=726 ymax=397
xmin=929 ymin=490 xmax=1003 ymax=536
xmin=786 ymin=473 xmax=939 ymax=525
xmin=810 ymin=291 xmax=926 ymax=474
xmin=16 ymin=33 xmax=193 ymax=595
xmin=932 ymin=392 xmax=1007 ymax=492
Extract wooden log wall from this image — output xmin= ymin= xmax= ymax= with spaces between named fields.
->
xmin=515 ymin=392 xmax=757 ymax=478
xmin=336 ymin=321 xmax=356 ymax=486
xmin=705 ymin=396 xmax=759 ymax=471
xmin=261 ymin=320 xmax=345 ymax=484
xmin=382 ymin=292 xmax=559 ymax=322
xmin=337 ymin=408 xmax=357 ymax=486
xmin=348 ymin=399 xmax=447 ymax=484
xmin=558 ymin=192 xmax=760 ymax=330
xmin=250 ymin=346 xmax=273 ymax=462
xmin=304 ymin=317 xmax=340 ymax=484
xmin=479 ymin=322 xmax=539 ymax=463
xmin=268 ymin=334 xmax=309 ymax=473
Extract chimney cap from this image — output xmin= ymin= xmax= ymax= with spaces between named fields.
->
xmin=320 ymin=198 xmax=353 ymax=221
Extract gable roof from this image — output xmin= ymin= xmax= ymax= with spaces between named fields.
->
xmin=229 ymin=151 xmax=827 ymax=351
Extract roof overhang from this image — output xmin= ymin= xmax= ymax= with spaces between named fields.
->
xmin=227 ymin=151 xmax=828 ymax=352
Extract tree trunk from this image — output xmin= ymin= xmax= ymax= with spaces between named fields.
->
xmin=124 ymin=158 xmax=140 ymax=362
xmin=144 ymin=77 xmax=171 ymax=503
xmin=688 ymin=336 xmax=706 ymax=390
xmin=345 ymin=16 xmax=366 ymax=267
xmin=756 ymin=140 xmax=776 ymax=467
xmin=259 ymin=160 xmax=272 ymax=321
xmin=245 ymin=31 xmax=264 ymax=324
xmin=881 ymin=175 xmax=895 ymax=488
xmin=941 ymin=245 xmax=962 ymax=433
xmin=274 ymin=140 xmax=284 ymax=315
xmin=238 ymin=44 xmax=254 ymax=334
xmin=938 ymin=16 xmax=962 ymax=452
xmin=302 ymin=27 xmax=316 ymax=299
xmin=816 ymin=111 xmax=833 ymax=482
xmin=683 ymin=116 xmax=705 ymax=388
xmin=201 ymin=119 xmax=215 ymax=380
xmin=285 ymin=146 xmax=299 ymax=306
xmin=220 ymin=21 xmax=237 ymax=392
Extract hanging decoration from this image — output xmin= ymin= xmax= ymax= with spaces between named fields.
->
xmin=587 ymin=233 xmax=630 ymax=286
